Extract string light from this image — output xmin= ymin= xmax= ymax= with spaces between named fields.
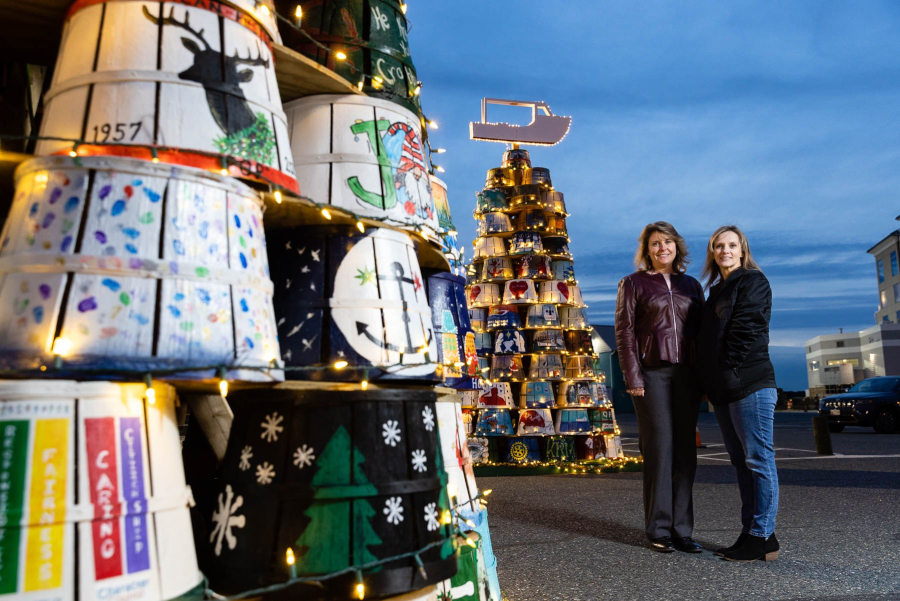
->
xmin=51 ymin=337 xmax=72 ymax=357
xmin=356 ymin=220 xmax=365 ymax=233
xmin=320 ymin=206 xmax=332 ymax=220
xmin=274 ymin=190 xmax=283 ymax=204
xmin=258 ymin=3 xmax=270 ymax=16
xmin=144 ymin=374 xmax=156 ymax=405
xmin=428 ymin=120 xmax=438 ymax=130
xmin=432 ymin=148 xmax=446 ymax=153
xmin=294 ymin=5 xmax=302 ymax=19
xmin=218 ymin=367 xmax=229 ymax=398
xmin=400 ymin=3 xmax=407 ymax=14
xmin=355 ymin=571 xmax=365 ymax=600
xmin=333 ymin=360 xmax=349 ymax=369
xmin=335 ymin=51 xmax=348 ymax=60
xmin=432 ymin=164 xmax=445 ymax=173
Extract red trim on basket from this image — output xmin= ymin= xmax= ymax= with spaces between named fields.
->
xmin=66 ymin=0 xmax=273 ymax=49
xmin=56 ymin=145 xmax=300 ymax=194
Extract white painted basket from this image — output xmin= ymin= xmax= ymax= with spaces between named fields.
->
xmin=284 ymin=94 xmax=440 ymax=243
xmin=0 ymin=156 xmax=281 ymax=381
xmin=37 ymin=0 xmax=296 ymax=192
xmin=0 ymin=379 xmax=201 ymax=601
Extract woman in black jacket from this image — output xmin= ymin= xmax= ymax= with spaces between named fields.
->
xmin=697 ymin=225 xmax=779 ymax=562
xmin=615 ymin=222 xmax=704 ymax=553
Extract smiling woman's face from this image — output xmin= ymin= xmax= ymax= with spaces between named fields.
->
xmin=647 ymin=231 xmax=676 ymax=272
xmin=714 ymin=231 xmax=743 ymax=277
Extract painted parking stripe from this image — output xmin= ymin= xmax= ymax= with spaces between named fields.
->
xmin=698 ymin=454 xmax=900 ymax=462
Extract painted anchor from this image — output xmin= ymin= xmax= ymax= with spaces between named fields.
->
xmin=355 ymin=261 xmax=432 ymax=355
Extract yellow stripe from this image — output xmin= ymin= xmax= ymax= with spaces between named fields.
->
xmin=24 ymin=419 xmax=68 ymax=591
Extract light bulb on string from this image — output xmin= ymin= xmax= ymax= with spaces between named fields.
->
xmin=335 ymin=51 xmax=347 ymax=60
xmin=274 ymin=190 xmax=283 ymax=204
xmin=294 ymin=5 xmax=302 ymax=19
xmin=334 ymin=360 xmax=349 ymax=370
xmin=144 ymin=374 xmax=156 ymax=405
xmin=218 ymin=367 xmax=229 ymax=398
xmin=320 ymin=205 xmax=332 ymax=220
xmin=356 ymin=220 xmax=365 ymax=233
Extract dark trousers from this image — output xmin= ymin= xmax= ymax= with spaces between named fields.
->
xmin=633 ymin=363 xmax=700 ymax=539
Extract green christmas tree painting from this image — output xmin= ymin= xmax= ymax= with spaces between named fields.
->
xmin=295 ymin=426 xmax=383 ymax=573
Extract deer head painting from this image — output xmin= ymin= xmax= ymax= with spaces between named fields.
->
xmin=143 ymin=5 xmax=275 ymax=165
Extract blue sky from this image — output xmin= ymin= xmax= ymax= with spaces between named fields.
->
xmin=408 ymin=1 xmax=900 ymax=391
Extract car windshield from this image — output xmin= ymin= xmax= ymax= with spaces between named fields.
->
xmin=848 ymin=378 xmax=900 ymax=393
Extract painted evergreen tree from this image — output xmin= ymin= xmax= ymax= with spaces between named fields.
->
xmin=295 ymin=426 xmax=382 ymax=572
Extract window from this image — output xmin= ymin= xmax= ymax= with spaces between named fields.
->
xmin=892 ymin=251 xmax=899 ymax=277
xmin=897 ymin=310 xmax=900 ymax=322
xmin=896 ymin=283 xmax=900 ymax=304
xmin=836 ymin=340 xmax=845 ymax=348
xmin=827 ymin=359 xmax=859 ymax=366
xmin=878 ymin=260 xmax=885 ymax=283
xmin=885 ymin=314 xmax=890 ymax=322
xmin=809 ymin=361 xmax=820 ymax=371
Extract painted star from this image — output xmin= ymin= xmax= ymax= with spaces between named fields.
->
xmin=355 ymin=266 xmax=377 ymax=286
xmin=413 ymin=273 xmax=423 ymax=292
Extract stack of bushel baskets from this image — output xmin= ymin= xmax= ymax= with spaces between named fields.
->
xmin=0 ymin=0 xmax=505 ymax=599
xmin=0 ymin=0 xmax=290 ymax=599
xmin=464 ymin=148 xmax=624 ymax=467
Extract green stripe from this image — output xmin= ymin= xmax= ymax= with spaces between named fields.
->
xmin=0 ymin=420 xmax=29 ymax=594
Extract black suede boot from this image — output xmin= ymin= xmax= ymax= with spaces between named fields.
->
xmin=715 ymin=532 xmax=749 ymax=557
xmin=765 ymin=533 xmax=779 ymax=557
xmin=722 ymin=534 xmax=778 ymax=562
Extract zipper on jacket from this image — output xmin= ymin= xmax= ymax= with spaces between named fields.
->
xmin=669 ymin=285 xmax=678 ymax=363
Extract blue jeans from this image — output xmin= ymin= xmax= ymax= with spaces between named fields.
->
xmin=713 ymin=388 xmax=779 ymax=538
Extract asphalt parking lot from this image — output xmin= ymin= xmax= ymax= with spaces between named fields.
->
xmin=480 ymin=411 xmax=900 ymax=601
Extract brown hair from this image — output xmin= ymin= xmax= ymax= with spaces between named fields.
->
xmin=701 ymin=225 xmax=763 ymax=288
xmin=634 ymin=221 xmax=690 ymax=273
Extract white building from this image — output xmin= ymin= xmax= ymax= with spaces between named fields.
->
xmin=805 ymin=323 xmax=900 ymax=397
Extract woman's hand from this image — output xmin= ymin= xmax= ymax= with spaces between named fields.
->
xmin=627 ymin=388 xmax=645 ymax=397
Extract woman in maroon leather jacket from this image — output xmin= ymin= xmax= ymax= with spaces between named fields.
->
xmin=615 ymin=221 xmax=705 ymax=553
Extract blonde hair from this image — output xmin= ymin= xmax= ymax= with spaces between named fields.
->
xmin=634 ymin=221 xmax=690 ymax=273
xmin=702 ymin=225 xmax=762 ymax=288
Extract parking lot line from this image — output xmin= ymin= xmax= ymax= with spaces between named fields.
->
xmin=698 ymin=453 xmax=900 ymax=462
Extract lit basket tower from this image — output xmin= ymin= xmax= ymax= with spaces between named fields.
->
xmin=464 ymin=99 xmax=623 ymax=467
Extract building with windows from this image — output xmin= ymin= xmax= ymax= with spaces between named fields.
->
xmin=868 ymin=221 xmax=900 ymax=323
xmin=805 ymin=323 xmax=900 ymax=397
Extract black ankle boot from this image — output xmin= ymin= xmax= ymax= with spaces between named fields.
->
xmin=722 ymin=534 xmax=778 ymax=562
xmin=715 ymin=532 xmax=749 ymax=557
xmin=765 ymin=533 xmax=779 ymax=557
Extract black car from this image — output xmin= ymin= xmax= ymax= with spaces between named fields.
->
xmin=819 ymin=376 xmax=900 ymax=434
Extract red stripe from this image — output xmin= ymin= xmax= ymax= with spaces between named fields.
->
xmin=65 ymin=0 xmax=273 ymax=48
xmin=57 ymin=145 xmax=300 ymax=194
xmin=85 ymin=418 xmax=123 ymax=581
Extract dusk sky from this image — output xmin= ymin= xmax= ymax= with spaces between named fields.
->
xmin=408 ymin=1 xmax=900 ymax=391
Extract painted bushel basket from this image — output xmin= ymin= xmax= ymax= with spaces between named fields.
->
xmin=37 ymin=0 xmax=297 ymax=192
xmin=0 ymin=380 xmax=201 ymax=601
xmin=190 ymin=385 xmax=456 ymax=599
xmin=280 ymin=0 xmax=423 ymax=116
xmin=0 ymin=156 xmax=280 ymax=381
xmin=435 ymin=395 xmax=480 ymax=513
xmin=266 ymin=226 xmax=438 ymax=382
xmin=285 ymin=95 xmax=440 ymax=244
xmin=425 ymin=272 xmax=477 ymax=388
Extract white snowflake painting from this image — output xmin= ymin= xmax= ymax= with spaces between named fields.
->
xmin=260 ymin=412 xmax=284 ymax=443
xmin=423 ymin=502 xmax=440 ymax=532
xmin=383 ymin=496 xmax=404 ymax=525
xmin=411 ymin=449 xmax=428 ymax=473
xmin=239 ymin=445 xmax=253 ymax=471
xmin=382 ymin=420 xmax=402 ymax=447
xmin=256 ymin=461 xmax=276 ymax=485
xmin=421 ymin=406 xmax=435 ymax=431
xmin=210 ymin=484 xmax=246 ymax=556
xmin=293 ymin=444 xmax=316 ymax=469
